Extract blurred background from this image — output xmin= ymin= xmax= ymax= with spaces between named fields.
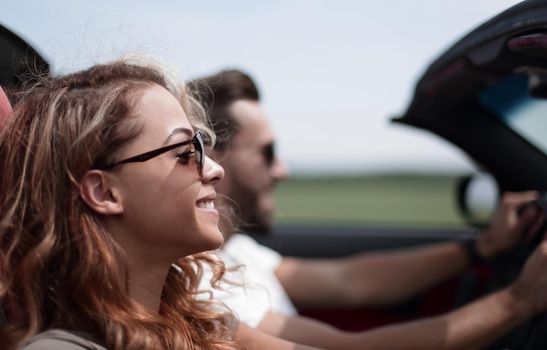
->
xmin=0 ymin=0 xmax=520 ymax=227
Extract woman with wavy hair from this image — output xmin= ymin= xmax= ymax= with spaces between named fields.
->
xmin=0 ymin=60 xmax=317 ymax=350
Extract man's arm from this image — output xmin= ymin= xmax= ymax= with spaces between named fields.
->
xmin=276 ymin=191 xmax=543 ymax=308
xmin=236 ymin=322 xmax=321 ymax=350
xmin=258 ymin=288 xmax=525 ymax=350
xmin=259 ymin=234 xmax=547 ymax=349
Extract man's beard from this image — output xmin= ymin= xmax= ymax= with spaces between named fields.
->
xmin=230 ymin=178 xmax=273 ymax=235
xmin=244 ymin=211 xmax=272 ymax=235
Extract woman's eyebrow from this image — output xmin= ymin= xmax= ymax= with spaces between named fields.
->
xmin=164 ymin=127 xmax=193 ymax=145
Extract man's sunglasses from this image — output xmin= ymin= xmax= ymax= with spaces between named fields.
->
xmin=262 ymin=142 xmax=275 ymax=166
xmin=97 ymin=130 xmax=204 ymax=175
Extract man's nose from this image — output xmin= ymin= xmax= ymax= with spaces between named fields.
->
xmin=271 ymin=156 xmax=290 ymax=182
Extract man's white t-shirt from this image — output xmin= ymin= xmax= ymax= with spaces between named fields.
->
xmin=201 ymin=234 xmax=297 ymax=327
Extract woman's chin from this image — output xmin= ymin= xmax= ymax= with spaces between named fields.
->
xmin=199 ymin=226 xmax=225 ymax=252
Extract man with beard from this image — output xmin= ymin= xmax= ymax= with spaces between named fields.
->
xmin=190 ymin=70 xmax=547 ymax=349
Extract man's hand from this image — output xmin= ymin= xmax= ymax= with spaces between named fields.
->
xmin=508 ymin=233 xmax=547 ymax=318
xmin=476 ymin=191 xmax=544 ymax=259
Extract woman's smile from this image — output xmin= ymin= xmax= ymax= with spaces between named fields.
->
xmin=196 ymin=193 xmax=219 ymax=217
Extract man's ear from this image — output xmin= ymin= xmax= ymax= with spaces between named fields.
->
xmin=80 ymin=170 xmax=124 ymax=215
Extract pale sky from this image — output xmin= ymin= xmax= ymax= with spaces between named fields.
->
xmin=0 ymin=0 xmax=522 ymax=174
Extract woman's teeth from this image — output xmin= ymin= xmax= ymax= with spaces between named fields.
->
xmin=197 ymin=201 xmax=215 ymax=209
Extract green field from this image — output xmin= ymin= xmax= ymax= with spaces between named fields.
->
xmin=274 ymin=174 xmax=467 ymax=228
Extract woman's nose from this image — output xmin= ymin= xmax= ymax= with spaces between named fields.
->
xmin=201 ymin=156 xmax=224 ymax=185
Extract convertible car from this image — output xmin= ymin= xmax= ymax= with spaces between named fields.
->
xmin=256 ymin=0 xmax=547 ymax=349
xmin=1 ymin=1 xmax=546 ymax=349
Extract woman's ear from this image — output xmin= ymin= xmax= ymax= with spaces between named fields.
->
xmin=80 ymin=170 xmax=124 ymax=215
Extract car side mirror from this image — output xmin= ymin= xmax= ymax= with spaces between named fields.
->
xmin=456 ymin=172 xmax=500 ymax=228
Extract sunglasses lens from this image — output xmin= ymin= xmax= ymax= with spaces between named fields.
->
xmin=194 ymin=131 xmax=205 ymax=175
xmin=263 ymin=143 xmax=275 ymax=165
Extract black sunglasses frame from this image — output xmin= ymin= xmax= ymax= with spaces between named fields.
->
xmin=97 ymin=130 xmax=204 ymax=174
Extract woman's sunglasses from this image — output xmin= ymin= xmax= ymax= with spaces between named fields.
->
xmin=97 ymin=130 xmax=204 ymax=175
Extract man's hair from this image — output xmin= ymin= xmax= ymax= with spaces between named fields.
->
xmin=188 ymin=69 xmax=260 ymax=150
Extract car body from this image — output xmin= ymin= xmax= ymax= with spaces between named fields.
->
xmin=0 ymin=23 xmax=49 ymax=94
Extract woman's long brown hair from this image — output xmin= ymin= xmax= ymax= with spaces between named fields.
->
xmin=0 ymin=59 xmax=240 ymax=349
